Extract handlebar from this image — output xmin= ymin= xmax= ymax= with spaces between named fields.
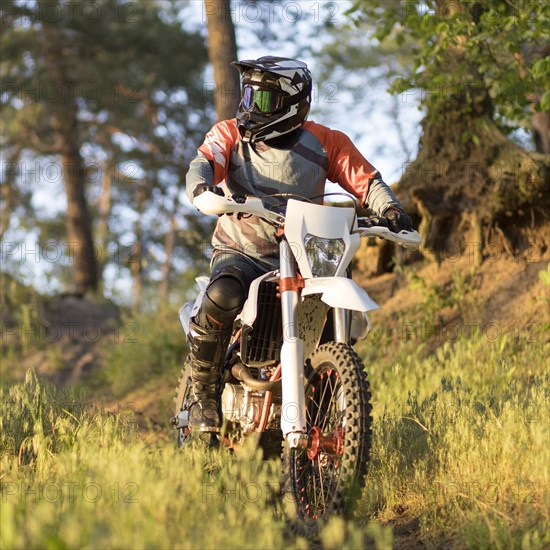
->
xmin=193 ymin=191 xmax=421 ymax=250
xmin=193 ymin=190 xmax=285 ymax=225
xmin=354 ymin=218 xmax=422 ymax=250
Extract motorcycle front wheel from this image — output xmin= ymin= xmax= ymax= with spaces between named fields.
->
xmin=281 ymin=342 xmax=372 ymax=537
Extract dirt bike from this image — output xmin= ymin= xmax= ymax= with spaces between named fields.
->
xmin=172 ymin=191 xmax=421 ymax=535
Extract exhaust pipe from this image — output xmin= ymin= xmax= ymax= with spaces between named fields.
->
xmin=231 ymin=363 xmax=282 ymax=393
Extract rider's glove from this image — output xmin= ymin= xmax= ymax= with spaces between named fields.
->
xmin=383 ymin=206 xmax=414 ymax=233
xmin=193 ymin=184 xmax=224 ymax=199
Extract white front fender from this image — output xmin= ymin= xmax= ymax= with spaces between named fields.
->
xmin=301 ymin=277 xmax=380 ymax=312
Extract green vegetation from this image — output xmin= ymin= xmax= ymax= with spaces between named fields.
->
xmin=395 ymin=264 xmax=480 ymax=323
xmin=348 ymin=1 xmax=550 ymax=125
xmin=360 ymin=329 xmax=549 ymax=548
xmin=1 ymin=373 xmax=283 ymax=549
xmin=0 ymin=372 xmax=368 ymax=549
xmin=2 ymin=324 xmax=547 ymax=548
xmin=97 ymin=308 xmax=188 ymax=398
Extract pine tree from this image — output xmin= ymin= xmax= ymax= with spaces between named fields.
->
xmin=1 ymin=0 xmax=209 ymax=296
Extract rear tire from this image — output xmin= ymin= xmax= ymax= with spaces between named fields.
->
xmin=281 ymin=342 xmax=372 ymax=537
xmin=173 ymin=363 xmax=192 ymax=446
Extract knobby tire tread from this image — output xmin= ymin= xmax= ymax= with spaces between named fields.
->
xmin=281 ymin=342 xmax=372 ymax=538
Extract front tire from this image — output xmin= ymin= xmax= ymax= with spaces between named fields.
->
xmin=281 ymin=342 xmax=372 ymax=537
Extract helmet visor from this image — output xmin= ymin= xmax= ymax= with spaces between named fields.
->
xmin=242 ymin=85 xmax=282 ymax=114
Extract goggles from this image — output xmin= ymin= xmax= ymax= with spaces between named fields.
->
xmin=241 ymin=84 xmax=284 ymax=114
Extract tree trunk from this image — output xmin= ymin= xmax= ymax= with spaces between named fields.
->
xmin=131 ymin=183 xmax=145 ymax=312
xmin=158 ymin=212 xmax=177 ymax=306
xmin=1 ymin=147 xmax=22 ymax=240
xmin=0 ymin=180 xmax=11 ymax=240
xmin=398 ymin=89 xmax=549 ymax=261
xmin=131 ymin=236 xmax=143 ymax=313
xmin=204 ymin=0 xmax=240 ymax=121
xmin=96 ymin=165 xmax=112 ymax=294
xmin=62 ymin=144 xmax=98 ymax=295
xmin=394 ymin=1 xmax=550 ymax=263
xmin=514 ymin=44 xmax=550 ymax=155
xmin=532 ymin=111 xmax=550 ymax=155
xmin=43 ymin=0 xmax=98 ymax=295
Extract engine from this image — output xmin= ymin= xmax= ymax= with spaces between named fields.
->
xmin=221 ymin=383 xmax=280 ymax=434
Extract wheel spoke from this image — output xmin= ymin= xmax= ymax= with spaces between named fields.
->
xmin=308 ymin=393 xmax=323 ymax=426
xmin=312 ymin=371 xmax=331 ymax=427
xmin=319 ymin=374 xmax=338 ymax=433
xmin=302 ymin=369 xmax=345 ymax=516
xmin=317 ymin=457 xmax=326 ymax=512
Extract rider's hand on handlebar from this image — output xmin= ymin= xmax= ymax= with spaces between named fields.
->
xmin=358 ymin=216 xmax=388 ymax=229
xmin=193 ymin=184 xmax=224 ymax=198
xmin=383 ymin=206 xmax=414 ymax=233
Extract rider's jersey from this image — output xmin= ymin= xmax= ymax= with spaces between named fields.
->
xmin=186 ymin=119 xmax=401 ymax=268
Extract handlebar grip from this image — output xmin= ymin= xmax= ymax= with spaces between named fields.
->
xmin=193 ymin=184 xmax=224 ymax=198
xmin=357 ymin=216 xmax=389 ymax=229
xmin=231 ymin=194 xmax=247 ymax=204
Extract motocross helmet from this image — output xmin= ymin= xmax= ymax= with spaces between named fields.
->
xmin=231 ymin=56 xmax=312 ymax=143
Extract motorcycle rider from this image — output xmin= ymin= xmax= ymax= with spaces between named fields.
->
xmin=185 ymin=56 xmax=414 ymax=433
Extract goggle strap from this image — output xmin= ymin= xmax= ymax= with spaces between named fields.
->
xmin=280 ymin=85 xmax=310 ymax=107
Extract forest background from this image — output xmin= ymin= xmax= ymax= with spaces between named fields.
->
xmin=1 ymin=1 xmax=549 ymax=549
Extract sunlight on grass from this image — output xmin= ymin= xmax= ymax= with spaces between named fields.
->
xmin=1 ymin=328 xmax=548 ymax=549
xmin=358 ymin=330 xmax=549 ymax=549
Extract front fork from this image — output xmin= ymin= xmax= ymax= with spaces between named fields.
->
xmin=279 ymin=240 xmax=308 ymax=448
xmin=278 ymin=241 xmax=352 ymax=448
xmin=333 ymin=308 xmax=350 ymax=343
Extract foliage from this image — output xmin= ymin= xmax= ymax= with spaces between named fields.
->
xmin=1 ymin=0 xmax=212 ymax=300
xmin=0 ymin=274 xmax=44 ymax=356
xmin=538 ymin=264 xmax=550 ymax=329
xmin=0 ymin=373 xmax=374 ymax=549
xmin=347 ymin=1 xmax=550 ymax=128
xmin=359 ymin=328 xmax=549 ymax=548
xmin=395 ymin=264 xmax=479 ymax=322
xmin=0 ymin=370 xmax=133 ymax=468
xmin=538 ymin=263 xmax=550 ymax=288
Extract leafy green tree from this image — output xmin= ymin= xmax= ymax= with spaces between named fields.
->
xmin=352 ymin=0 xmax=549 ymax=142
xmin=346 ymin=0 xmax=549 ymax=261
xmin=1 ymin=0 xmax=209 ymax=296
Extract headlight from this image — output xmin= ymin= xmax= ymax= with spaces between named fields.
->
xmin=304 ymin=234 xmax=346 ymax=277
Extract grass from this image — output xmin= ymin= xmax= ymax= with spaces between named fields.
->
xmin=358 ymin=329 xmax=549 ymax=549
xmin=1 ymin=373 xmax=384 ymax=549
xmin=1 ymin=372 xmax=288 ymax=549
xmin=1 ymin=326 xmax=548 ymax=549
xmin=1 ymin=260 xmax=549 ymax=550
xmin=94 ymin=308 xmax=188 ymax=398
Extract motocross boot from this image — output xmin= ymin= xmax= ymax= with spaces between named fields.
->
xmin=186 ymin=320 xmax=231 ymax=433
xmin=186 ymin=266 xmax=248 ymax=433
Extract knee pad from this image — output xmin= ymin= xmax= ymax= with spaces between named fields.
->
xmin=207 ymin=276 xmax=246 ymax=313
xmin=195 ymin=267 xmax=248 ymax=330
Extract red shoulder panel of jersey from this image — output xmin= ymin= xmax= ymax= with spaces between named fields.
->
xmin=198 ymin=119 xmax=240 ymax=185
xmin=302 ymin=120 xmax=378 ymax=205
